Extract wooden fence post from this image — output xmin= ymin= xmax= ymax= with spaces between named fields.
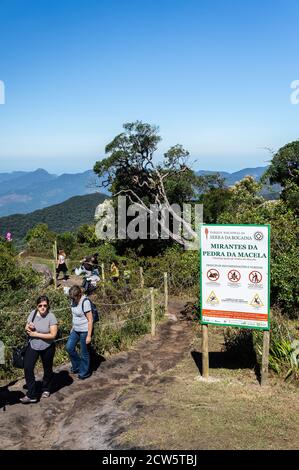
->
xmin=150 ymin=287 xmax=156 ymax=337
xmin=52 ymin=240 xmax=57 ymax=289
xmin=101 ymin=263 xmax=105 ymax=282
xmin=202 ymin=324 xmax=209 ymax=378
xmin=261 ymin=330 xmax=270 ymax=386
xmin=164 ymin=272 xmax=168 ymax=316
xmin=140 ymin=267 xmax=144 ymax=289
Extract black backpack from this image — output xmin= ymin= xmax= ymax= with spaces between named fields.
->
xmin=82 ymin=298 xmax=99 ymax=323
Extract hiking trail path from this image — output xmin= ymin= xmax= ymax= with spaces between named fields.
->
xmin=0 ymin=298 xmax=193 ymax=450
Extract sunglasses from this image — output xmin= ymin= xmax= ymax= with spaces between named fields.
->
xmin=38 ymin=303 xmax=48 ymax=308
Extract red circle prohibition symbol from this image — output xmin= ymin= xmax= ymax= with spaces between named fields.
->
xmin=228 ymin=269 xmax=241 ymax=282
xmin=249 ymin=271 xmax=262 ymax=283
xmin=207 ymin=269 xmax=220 ymax=281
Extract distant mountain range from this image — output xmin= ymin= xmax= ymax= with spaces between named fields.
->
xmin=196 ymin=166 xmax=268 ymax=185
xmin=0 ymin=168 xmax=109 ymax=217
xmin=0 ymin=165 xmax=278 ymax=218
xmin=196 ymin=166 xmax=281 ymax=199
xmin=0 ymin=192 xmax=107 ymax=240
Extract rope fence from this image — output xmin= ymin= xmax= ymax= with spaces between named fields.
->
xmin=0 ymin=272 xmax=169 ymax=365
xmin=1 ymin=263 xmax=196 ymax=374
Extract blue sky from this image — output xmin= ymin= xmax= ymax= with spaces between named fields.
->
xmin=0 ymin=0 xmax=299 ymax=174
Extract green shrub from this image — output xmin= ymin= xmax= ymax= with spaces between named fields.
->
xmin=56 ymin=232 xmax=76 ymax=254
xmin=224 ymin=312 xmax=299 ymax=383
xmin=0 ymin=240 xmax=42 ymax=309
xmin=219 ymin=182 xmax=299 ymax=317
xmin=25 ymin=223 xmax=55 ymax=257
xmin=141 ymin=246 xmax=199 ymax=296
xmin=253 ymin=312 xmax=299 ymax=382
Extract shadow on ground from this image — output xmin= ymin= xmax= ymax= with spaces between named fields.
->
xmin=89 ymin=347 xmax=106 ymax=372
xmin=191 ymin=350 xmax=261 ymax=383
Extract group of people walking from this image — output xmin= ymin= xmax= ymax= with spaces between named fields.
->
xmin=18 ymin=248 xmax=134 ymax=403
xmin=20 ymin=286 xmax=93 ymax=404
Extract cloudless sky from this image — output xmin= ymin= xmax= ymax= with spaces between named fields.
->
xmin=0 ymin=0 xmax=299 ymax=173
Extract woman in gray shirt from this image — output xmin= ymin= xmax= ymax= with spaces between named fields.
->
xmin=66 ymin=285 xmax=93 ymax=379
xmin=20 ymin=295 xmax=58 ymax=404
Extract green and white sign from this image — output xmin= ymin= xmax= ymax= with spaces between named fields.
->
xmin=200 ymin=224 xmax=270 ymax=330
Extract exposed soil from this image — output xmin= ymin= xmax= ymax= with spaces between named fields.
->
xmin=0 ymin=299 xmax=193 ymax=449
xmin=1 ymin=296 xmax=298 ymax=450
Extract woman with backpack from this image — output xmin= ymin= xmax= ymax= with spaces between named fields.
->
xmin=20 ymin=295 xmax=58 ymax=404
xmin=66 ymin=285 xmax=93 ymax=380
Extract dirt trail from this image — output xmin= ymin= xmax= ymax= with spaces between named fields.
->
xmin=0 ymin=299 xmax=194 ymax=450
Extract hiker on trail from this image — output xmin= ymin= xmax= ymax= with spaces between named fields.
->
xmin=110 ymin=261 xmax=119 ymax=283
xmin=20 ymin=296 xmax=58 ymax=404
xmin=56 ymin=249 xmax=68 ymax=281
xmin=5 ymin=231 xmax=12 ymax=242
xmin=90 ymin=253 xmax=99 ymax=270
xmin=76 ymin=253 xmax=99 ymax=275
xmin=66 ymin=285 xmax=93 ymax=380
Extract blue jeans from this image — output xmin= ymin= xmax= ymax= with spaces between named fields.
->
xmin=66 ymin=330 xmax=90 ymax=378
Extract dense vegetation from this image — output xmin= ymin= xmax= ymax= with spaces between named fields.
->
xmin=0 ymin=192 xmax=107 ymax=241
xmin=0 ymin=125 xmax=298 ymax=383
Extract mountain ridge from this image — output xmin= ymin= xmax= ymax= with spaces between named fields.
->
xmin=0 ymin=169 xmax=108 ymax=216
xmin=0 ymin=165 xmax=272 ymax=217
xmin=0 ymin=192 xmax=108 ymax=240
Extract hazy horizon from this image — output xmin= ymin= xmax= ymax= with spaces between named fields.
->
xmin=0 ymin=161 xmax=269 ymax=176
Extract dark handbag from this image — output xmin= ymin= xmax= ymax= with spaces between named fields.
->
xmin=12 ymin=344 xmax=29 ymax=369
xmin=12 ymin=309 xmax=38 ymax=369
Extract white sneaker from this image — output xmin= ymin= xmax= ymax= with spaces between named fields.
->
xmin=20 ymin=395 xmax=38 ymax=404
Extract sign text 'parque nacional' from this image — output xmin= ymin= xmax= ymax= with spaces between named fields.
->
xmin=200 ymin=224 xmax=270 ymax=330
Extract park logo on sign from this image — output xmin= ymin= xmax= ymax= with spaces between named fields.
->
xmin=254 ymin=231 xmax=264 ymax=241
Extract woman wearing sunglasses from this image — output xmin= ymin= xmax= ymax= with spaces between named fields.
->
xmin=20 ymin=296 xmax=58 ymax=404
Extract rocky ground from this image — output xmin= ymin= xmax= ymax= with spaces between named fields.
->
xmin=1 ymin=294 xmax=298 ymax=450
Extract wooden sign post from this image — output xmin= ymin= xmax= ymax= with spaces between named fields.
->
xmin=261 ymin=330 xmax=270 ymax=386
xmin=202 ymin=324 xmax=209 ymax=378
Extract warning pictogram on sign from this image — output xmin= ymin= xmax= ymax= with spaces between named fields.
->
xmin=228 ymin=269 xmax=241 ymax=282
xmin=249 ymin=271 xmax=262 ymax=284
xmin=206 ymin=291 xmax=220 ymax=305
xmin=207 ymin=269 xmax=220 ymax=281
xmin=249 ymin=293 xmax=264 ymax=307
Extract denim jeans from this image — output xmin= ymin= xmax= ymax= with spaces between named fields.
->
xmin=66 ymin=330 xmax=90 ymax=378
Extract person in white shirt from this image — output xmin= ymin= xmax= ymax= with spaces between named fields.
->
xmin=66 ymin=285 xmax=93 ymax=379
xmin=56 ymin=249 xmax=68 ymax=281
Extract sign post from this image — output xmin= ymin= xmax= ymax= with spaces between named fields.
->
xmin=200 ymin=224 xmax=270 ymax=383
xmin=202 ymin=324 xmax=209 ymax=378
